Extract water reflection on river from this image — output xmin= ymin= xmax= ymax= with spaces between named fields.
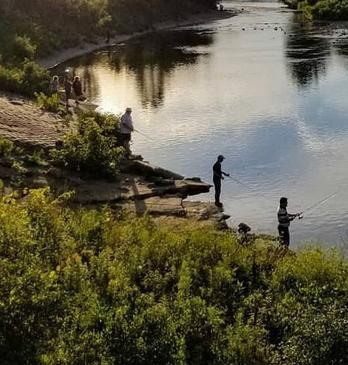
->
xmin=57 ymin=0 xmax=348 ymax=247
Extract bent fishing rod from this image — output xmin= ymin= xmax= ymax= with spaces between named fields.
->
xmin=226 ymin=174 xmax=340 ymax=220
xmin=298 ymin=189 xmax=340 ymax=219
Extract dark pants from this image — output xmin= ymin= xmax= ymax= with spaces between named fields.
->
xmin=213 ymin=178 xmax=221 ymax=204
xmin=278 ymin=225 xmax=290 ymax=247
xmin=120 ymin=133 xmax=131 ymax=155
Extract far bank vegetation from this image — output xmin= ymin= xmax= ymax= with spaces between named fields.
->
xmin=0 ymin=0 xmax=217 ymax=95
xmin=284 ymin=0 xmax=348 ymax=20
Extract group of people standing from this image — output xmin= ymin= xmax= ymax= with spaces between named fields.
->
xmin=49 ymin=73 xmax=84 ymax=108
xmin=212 ymin=156 xmax=301 ymax=247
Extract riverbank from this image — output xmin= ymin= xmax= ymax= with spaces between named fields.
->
xmin=0 ymin=92 xmax=231 ymax=229
xmin=39 ymin=9 xmax=236 ymax=69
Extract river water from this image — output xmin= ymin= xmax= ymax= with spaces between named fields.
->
xmin=57 ymin=0 xmax=348 ymax=247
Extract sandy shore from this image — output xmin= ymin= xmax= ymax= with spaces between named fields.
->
xmin=39 ymin=10 xmax=236 ymax=69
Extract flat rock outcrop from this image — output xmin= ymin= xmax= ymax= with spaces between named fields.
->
xmin=0 ymin=93 xmax=65 ymax=150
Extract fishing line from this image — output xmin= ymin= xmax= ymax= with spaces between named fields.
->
xmin=134 ymin=129 xmax=155 ymax=141
xmin=226 ymin=175 xmax=342 ymax=219
xmin=299 ymin=188 xmax=341 ymax=218
xmin=226 ymin=175 xmax=271 ymax=202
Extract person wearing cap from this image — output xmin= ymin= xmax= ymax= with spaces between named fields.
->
xmin=120 ymin=107 xmax=134 ymax=156
xmin=213 ymin=155 xmax=230 ymax=207
xmin=277 ymin=197 xmax=300 ymax=247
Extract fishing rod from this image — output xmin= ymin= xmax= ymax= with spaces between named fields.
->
xmin=227 ymin=174 xmax=340 ymax=220
xmin=298 ymin=189 xmax=340 ymax=219
xmin=225 ymin=175 xmax=271 ymax=202
xmin=134 ymin=128 xmax=155 ymax=141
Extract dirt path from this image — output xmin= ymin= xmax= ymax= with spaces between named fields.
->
xmin=0 ymin=93 xmax=65 ymax=150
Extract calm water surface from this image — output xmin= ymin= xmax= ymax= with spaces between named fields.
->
xmin=58 ymin=0 xmax=348 ymax=247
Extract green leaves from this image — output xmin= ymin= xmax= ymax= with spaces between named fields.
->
xmin=51 ymin=111 xmax=124 ymax=178
xmin=0 ymin=190 xmax=348 ymax=363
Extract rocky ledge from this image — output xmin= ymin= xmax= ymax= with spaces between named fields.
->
xmin=0 ymin=92 xmax=231 ymax=229
xmin=0 ymin=156 xmax=231 ymax=229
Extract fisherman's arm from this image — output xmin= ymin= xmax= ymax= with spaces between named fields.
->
xmin=289 ymin=213 xmax=301 ymax=220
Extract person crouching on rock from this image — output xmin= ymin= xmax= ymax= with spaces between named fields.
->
xmin=120 ymin=107 xmax=134 ymax=157
xmin=213 ymin=155 xmax=230 ymax=207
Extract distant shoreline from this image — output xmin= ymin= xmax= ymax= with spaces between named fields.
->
xmin=39 ymin=9 xmax=236 ymax=70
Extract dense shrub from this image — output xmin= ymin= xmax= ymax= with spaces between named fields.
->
xmin=0 ymin=61 xmax=49 ymax=96
xmin=0 ymin=189 xmax=348 ymax=364
xmin=35 ymin=92 xmax=62 ymax=113
xmin=51 ymin=111 xmax=124 ymax=177
xmin=11 ymin=35 xmax=37 ymax=62
xmin=284 ymin=0 xmax=348 ymax=19
xmin=312 ymin=0 xmax=348 ymax=20
xmin=0 ymin=137 xmax=15 ymax=158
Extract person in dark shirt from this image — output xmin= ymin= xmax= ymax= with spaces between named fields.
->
xmin=64 ymin=74 xmax=72 ymax=109
xmin=72 ymin=76 xmax=83 ymax=105
xmin=213 ymin=155 xmax=230 ymax=207
xmin=277 ymin=197 xmax=301 ymax=247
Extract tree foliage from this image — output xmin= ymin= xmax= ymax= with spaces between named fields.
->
xmin=0 ymin=0 xmax=217 ymax=95
xmin=284 ymin=0 xmax=348 ymax=20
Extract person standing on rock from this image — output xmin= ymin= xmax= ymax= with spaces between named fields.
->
xmin=213 ymin=155 xmax=230 ymax=207
xmin=72 ymin=76 xmax=83 ymax=105
xmin=277 ymin=197 xmax=301 ymax=247
xmin=49 ymin=75 xmax=60 ymax=95
xmin=120 ymin=107 xmax=134 ymax=156
xmin=64 ymin=73 xmax=72 ymax=109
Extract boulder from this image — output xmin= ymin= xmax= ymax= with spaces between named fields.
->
xmin=125 ymin=160 xmax=185 ymax=180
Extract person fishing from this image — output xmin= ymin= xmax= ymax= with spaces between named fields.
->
xmin=120 ymin=107 xmax=134 ymax=156
xmin=277 ymin=197 xmax=301 ymax=247
xmin=213 ymin=155 xmax=230 ymax=207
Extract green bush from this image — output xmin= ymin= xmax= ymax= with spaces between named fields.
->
xmin=312 ymin=0 xmax=348 ymax=20
xmin=20 ymin=60 xmax=49 ymax=95
xmin=51 ymin=111 xmax=124 ymax=178
xmin=35 ymin=92 xmax=62 ymax=113
xmin=0 ymin=65 xmax=23 ymax=93
xmin=0 ymin=137 xmax=15 ymax=158
xmin=0 ymin=61 xmax=48 ymax=96
xmin=284 ymin=0 xmax=348 ymax=19
xmin=11 ymin=35 xmax=37 ymax=62
xmin=0 ymin=189 xmax=348 ymax=364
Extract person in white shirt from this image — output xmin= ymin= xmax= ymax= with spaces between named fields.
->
xmin=120 ymin=107 xmax=134 ymax=156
